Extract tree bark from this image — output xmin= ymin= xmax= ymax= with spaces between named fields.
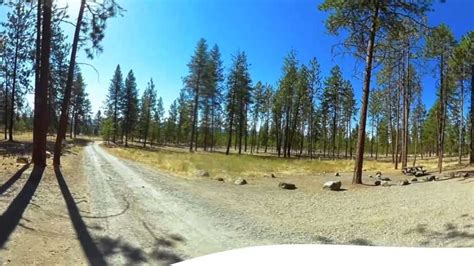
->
xmin=353 ymin=2 xmax=379 ymax=184
xmin=459 ymin=73 xmax=464 ymax=165
xmin=189 ymin=75 xmax=200 ymax=152
xmin=9 ymin=40 xmax=19 ymax=141
xmin=438 ymin=55 xmax=446 ymax=173
xmin=53 ymin=0 xmax=86 ymax=165
xmin=32 ymin=0 xmax=52 ymax=167
xmin=470 ymin=64 xmax=474 ymax=164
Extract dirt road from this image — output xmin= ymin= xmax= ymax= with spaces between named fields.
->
xmin=80 ymin=142 xmax=474 ymax=264
xmin=83 ymin=142 xmax=277 ymax=265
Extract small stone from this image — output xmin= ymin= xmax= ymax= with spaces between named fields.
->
xmin=368 ymin=175 xmax=374 ymax=178
xmin=380 ymin=181 xmax=390 ymax=186
xmin=46 ymin=151 xmax=52 ymax=158
xmin=377 ymin=176 xmax=391 ymax=181
xmin=196 ymin=170 xmax=210 ymax=177
xmin=271 ymin=173 xmax=276 ymax=178
xmin=335 ymin=172 xmax=340 ymax=176
xmin=234 ymin=178 xmax=247 ymax=185
xmin=279 ymin=182 xmax=296 ymax=190
xmin=322 ymin=180 xmax=342 ymax=191
xmin=423 ymin=175 xmax=436 ymax=182
xmin=398 ymin=179 xmax=410 ymax=186
xmin=376 ymin=171 xmax=382 ymax=176
xmin=216 ymin=177 xmax=224 ymax=182
xmin=374 ymin=180 xmax=381 ymax=186
xmin=410 ymin=177 xmax=418 ymax=182
xmin=16 ymin=157 xmax=29 ymax=164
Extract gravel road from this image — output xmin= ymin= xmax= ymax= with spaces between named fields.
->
xmin=83 ymin=142 xmax=474 ymax=265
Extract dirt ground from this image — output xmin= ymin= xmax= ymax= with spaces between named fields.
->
xmin=0 ymin=140 xmax=90 ymax=265
xmin=1 ymin=140 xmax=473 ymax=265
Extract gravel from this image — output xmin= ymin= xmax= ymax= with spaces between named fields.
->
xmin=83 ymin=143 xmax=474 ymax=264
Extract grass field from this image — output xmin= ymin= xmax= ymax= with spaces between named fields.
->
xmin=103 ymin=142 xmax=472 ymax=180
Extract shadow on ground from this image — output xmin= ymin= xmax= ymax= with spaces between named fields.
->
xmin=0 ymin=164 xmax=30 ymax=196
xmin=0 ymin=165 xmax=43 ymax=248
xmin=54 ymin=166 xmax=184 ymax=265
xmin=313 ymin=235 xmax=374 ymax=246
xmin=404 ymin=219 xmax=474 ymax=247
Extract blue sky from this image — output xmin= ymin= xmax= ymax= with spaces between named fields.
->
xmin=2 ymin=0 xmax=474 ymax=114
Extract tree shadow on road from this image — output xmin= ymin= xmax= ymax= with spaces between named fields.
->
xmin=404 ymin=220 xmax=474 ymax=247
xmin=0 ymin=165 xmax=43 ymax=248
xmin=0 ymin=163 xmax=30 ymax=196
xmin=55 ymin=166 xmax=185 ymax=265
xmin=54 ymin=165 xmax=107 ymax=265
xmin=95 ymin=234 xmax=184 ymax=265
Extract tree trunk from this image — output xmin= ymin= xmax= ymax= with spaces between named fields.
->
xmin=32 ymin=0 xmax=52 ymax=167
xmin=3 ymin=67 xmax=8 ymax=140
xmin=395 ymin=88 xmax=400 ymax=169
xmin=9 ymin=41 xmax=19 ymax=141
xmin=353 ymin=2 xmax=379 ymax=184
xmin=470 ymin=64 xmax=474 ymax=164
xmin=53 ymin=0 xmax=86 ymax=165
xmin=459 ymin=74 xmax=464 ymax=165
xmin=438 ymin=55 xmax=445 ymax=173
xmin=189 ymin=74 xmax=200 ymax=152
xmin=402 ymin=47 xmax=410 ymax=169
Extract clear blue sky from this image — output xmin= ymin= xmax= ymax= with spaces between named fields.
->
xmin=2 ymin=0 xmax=474 ymax=114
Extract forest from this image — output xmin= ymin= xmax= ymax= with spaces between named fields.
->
xmin=0 ymin=0 xmax=473 ymax=184
xmin=0 ymin=0 xmax=473 ymax=263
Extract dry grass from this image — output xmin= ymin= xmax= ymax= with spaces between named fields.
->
xmin=105 ymin=145 xmax=403 ymax=179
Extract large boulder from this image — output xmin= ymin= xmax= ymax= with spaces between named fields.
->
xmin=234 ymin=178 xmax=247 ymax=185
xmin=279 ymin=182 xmax=296 ymax=190
xmin=16 ymin=157 xmax=29 ymax=164
xmin=322 ymin=180 xmax=342 ymax=191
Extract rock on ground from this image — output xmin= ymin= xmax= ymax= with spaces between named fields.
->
xmin=197 ymin=170 xmax=210 ymax=177
xmin=377 ymin=176 xmax=391 ymax=181
xmin=16 ymin=157 xmax=29 ymax=164
xmin=234 ymin=178 xmax=247 ymax=185
xmin=399 ymin=179 xmax=410 ymax=186
xmin=322 ymin=180 xmax=342 ymax=191
xmin=424 ymin=176 xmax=436 ymax=182
xmin=279 ymin=182 xmax=296 ymax=190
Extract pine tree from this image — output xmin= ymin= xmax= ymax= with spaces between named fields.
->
xmin=2 ymin=0 xmax=35 ymax=141
xmin=106 ymin=64 xmax=124 ymax=143
xmin=121 ymin=70 xmax=139 ymax=146
xmin=139 ymin=79 xmax=157 ymax=147
xmin=54 ymin=0 xmax=122 ymax=165
xmin=225 ymin=51 xmax=252 ymax=155
xmin=425 ymin=24 xmax=456 ymax=172
xmin=319 ymin=0 xmax=431 ymax=184
xmin=165 ymin=100 xmax=178 ymax=144
xmin=185 ymin=38 xmax=209 ymax=151
xmin=153 ymin=97 xmax=164 ymax=145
